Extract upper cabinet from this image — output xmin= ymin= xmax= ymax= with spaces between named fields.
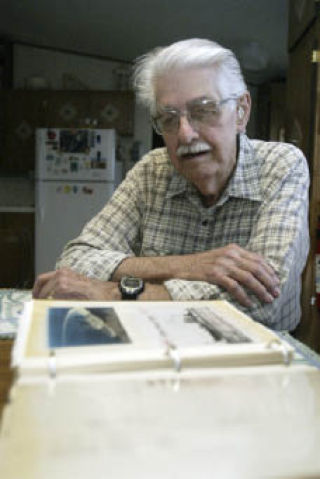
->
xmin=288 ymin=0 xmax=319 ymax=50
xmin=0 ymin=38 xmax=12 ymax=88
xmin=286 ymin=1 xmax=320 ymax=351
xmin=0 ymin=90 xmax=134 ymax=174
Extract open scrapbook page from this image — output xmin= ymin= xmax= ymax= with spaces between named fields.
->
xmin=12 ymin=299 xmax=294 ymax=377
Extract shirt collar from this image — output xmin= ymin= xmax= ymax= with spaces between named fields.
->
xmin=222 ymin=133 xmax=262 ymax=203
xmin=166 ymin=134 xmax=262 ymax=203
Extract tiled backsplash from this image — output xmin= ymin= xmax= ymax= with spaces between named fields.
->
xmin=0 ymin=177 xmax=34 ymax=207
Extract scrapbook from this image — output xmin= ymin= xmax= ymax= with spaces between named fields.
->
xmin=3 ymin=300 xmax=320 ymax=479
xmin=12 ymin=299 xmax=294 ymax=376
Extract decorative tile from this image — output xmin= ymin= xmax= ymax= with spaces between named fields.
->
xmin=100 ymin=104 xmax=119 ymax=122
xmin=15 ymin=121 xmax=33 ymax=141
xmin=59 ymin=102 xmax=77 ymax=121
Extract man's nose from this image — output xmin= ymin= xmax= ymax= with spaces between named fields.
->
xmin=177 ymin=114 xmax=199 ymax=143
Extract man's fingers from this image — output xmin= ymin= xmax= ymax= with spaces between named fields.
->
xmin=33 ymin=268 xmax=80 ymax=299
xmin=32 ymin=271 xmax=56 ymax=298
xmin=229 ymin=267 xmax=277 ymax=303
xmin=217 ymin=245 xmax=280 ymax=298
xmin=237 ymin=257 xmax=280 ymax=297
xmin=207 ymin=254 xmax=280 ymax=306
xmin=238 ymin=249 xmax=278 ymax=277
xmin=219 ymin=276 xmax=253 ymax=308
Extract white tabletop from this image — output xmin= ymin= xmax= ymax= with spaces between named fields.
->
xmin=1 ymin=364 xmax=320 ymax=479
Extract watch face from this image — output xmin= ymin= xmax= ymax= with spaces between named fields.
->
xmin=119 ymin=276 xmax=144 ymax=299
xmin=123 ymin=277 xmax=141 ymax=288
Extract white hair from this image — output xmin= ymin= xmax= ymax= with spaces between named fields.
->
xmin=132 ymin=38 xmax=247 ymax=115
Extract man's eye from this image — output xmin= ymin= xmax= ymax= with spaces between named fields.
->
xmin=192 ymin=106 xmax=218 ymax=118
xmin=161 ymin=114 xmax=177 ymax=126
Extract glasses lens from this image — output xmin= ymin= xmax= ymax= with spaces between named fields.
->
xmin=154 ymin=111 xmax=179 ymax=134
xmin=189 ymin=101 xmax=220 ymax=127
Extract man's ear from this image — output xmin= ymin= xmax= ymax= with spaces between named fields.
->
xmin=236 ymin=92 xmax=251 ymax=133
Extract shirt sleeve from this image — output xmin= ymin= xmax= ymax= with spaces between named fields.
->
xmin=165 ymin=143 xmax=310 ymax=331
xmin=56 ymin=158 xmax=148 ymax=279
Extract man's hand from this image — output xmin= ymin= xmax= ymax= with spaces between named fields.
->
xmin=32 ymin=268 xmax=172 ymax=302
xmin=35 ymin=243 xmax=280 ymax=306
xmin=114 ymin=244 xmax=280 ymax=307
xmin=182 ymin=244 xmax=280 ymax=307
xmin=32 ymin=268 xmax=121 ymax=301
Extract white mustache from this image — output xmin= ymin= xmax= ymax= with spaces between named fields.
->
xmin=177 ymin=142 xmax=211 ymax=156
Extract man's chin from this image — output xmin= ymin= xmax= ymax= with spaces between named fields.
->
xmin=193 ymin=179 xmax=219 ymax=199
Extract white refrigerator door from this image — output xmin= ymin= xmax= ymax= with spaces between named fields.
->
xmin=35 ymin=181 xmax=114 ymax=276
xmin=35 ymin=128 xmax=116 ymax=182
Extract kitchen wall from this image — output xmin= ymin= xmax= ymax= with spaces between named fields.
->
xmin=13 ymin=43 xmax=152 ymax=162
xmin=1 ymin=42 xmax=259 ymax=287
xmin=1 ymin=42 xmax=259 ymax=215
xmin=0 ymin=43 xmax=152 ymax=209
xmin=0 ymin=44 xmax=153 ymax=287
xmin=13 ymin=43 xmax=257 ymax=143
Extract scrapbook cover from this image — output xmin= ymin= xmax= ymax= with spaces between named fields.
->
xmin=12 ymin=299 xmax=294 ymax=376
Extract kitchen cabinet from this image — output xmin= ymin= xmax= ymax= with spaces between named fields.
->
xmin=0 ymin=212 xmax=34 ymax=288
xmin=0 ymin=90 xmax=134 ymax=174
xmin=288 ymin=0 xmax=319 ymax=49
xmin=286 ymin=0 xmax=320 ymax=351
xmin=256 ymin=81 xmax=286 ymax=142
xmin=0 ymin=90 xmax=134 ymax=286
xmin=0 ymin=38 xmax=12 ymax=88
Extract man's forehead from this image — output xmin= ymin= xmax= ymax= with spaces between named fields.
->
xmin=155 ymin=67 xmax=223 ymax=107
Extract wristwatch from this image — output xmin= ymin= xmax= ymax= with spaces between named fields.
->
xmin=119 ymin=276 xmax=145 ymax=300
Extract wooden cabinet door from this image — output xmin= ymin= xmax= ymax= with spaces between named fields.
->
xmin=308 ymin=42 xmax=320 ymax=351
xmin=0 ymin=91 xmax=48 ymax=174
xmin=286 ymin=24 xmax=315 ymax=158
xmin=87 ymin=91 xmax=134 ymax=135
xmin=288 ymin=0 xmax=318 ymax=49
xmin=0 ymin=213 xmax=34 ymax=287
xmin=286 ymin=20 xmax=320 ymax=351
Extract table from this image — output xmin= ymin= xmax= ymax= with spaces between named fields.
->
xmin=1 ymin=290 xmax=320 ymax=478
xmin=0 ymin=288 xmax=32 ymax=339
xmin=0 ymin=289 xmax=31 ymax=416
xmin=1 ymin=365 xmax=320 ymax=478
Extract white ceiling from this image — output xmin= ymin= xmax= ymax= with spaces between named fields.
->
xmin=0 ymin=0 xmax=289 ymax=84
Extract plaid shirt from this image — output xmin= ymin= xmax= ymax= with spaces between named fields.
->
xmin=57 ymin=134 xmax=310 ymax=331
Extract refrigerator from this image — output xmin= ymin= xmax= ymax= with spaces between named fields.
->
xmin=35 ymin=127 xmax=117 ymax=276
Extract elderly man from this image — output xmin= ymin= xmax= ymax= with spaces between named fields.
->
xmin=33 ymin=38 xmax=309 ymax=331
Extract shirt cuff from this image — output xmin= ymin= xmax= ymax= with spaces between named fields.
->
xmin=164 ymin=279 xmax=221 ymax=300
xmin=56 ymin=251 xmax=130 ymax=280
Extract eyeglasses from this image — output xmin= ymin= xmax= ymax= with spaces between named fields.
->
xmin=152 ymin=96 xmax=239 ymax=135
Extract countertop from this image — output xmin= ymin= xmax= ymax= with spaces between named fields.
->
xmin=0 ymin=176 xmax=34 ymax=212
